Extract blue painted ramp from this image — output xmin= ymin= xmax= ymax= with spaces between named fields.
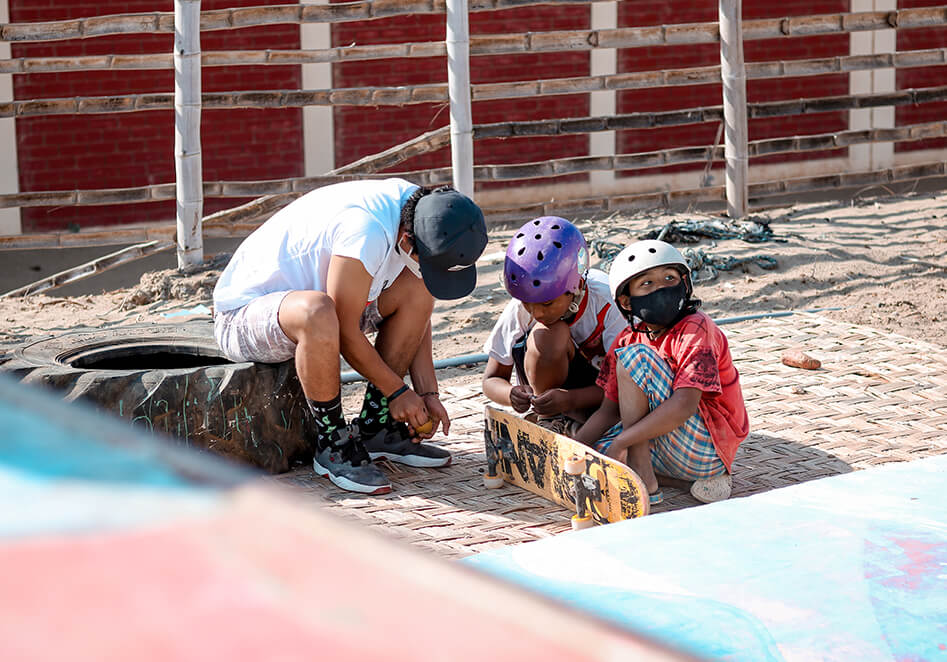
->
xmin=465 ymin=455 xmax=947 ymax=661
xmin=0 ymin=376 xmax=692 ymax=661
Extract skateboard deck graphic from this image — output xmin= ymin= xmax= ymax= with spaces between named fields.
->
xmin=483 ymin=406 xmax=649 ymax=527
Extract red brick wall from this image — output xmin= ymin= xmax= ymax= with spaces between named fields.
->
xmin=10 ymin=0 xmax=301 ymax=233
xmin=616 ymin=0 xmax=849 ymax=179
xmin=331 ymin=5 xmax=590 ymax=189
xmin=896 ymin=0 xmax=947 ymax=153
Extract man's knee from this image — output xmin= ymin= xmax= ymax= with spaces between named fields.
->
xmin=280 ymin=291 xmax=339 ymax=342
xmin=379 ymin=270 xmax=434 ymax=319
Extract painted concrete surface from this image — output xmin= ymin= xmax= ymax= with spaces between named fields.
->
xmin=466 ymin=455 xmax=947 ymax=661
xmin=0 ymin=376 xmax=690 ymax=661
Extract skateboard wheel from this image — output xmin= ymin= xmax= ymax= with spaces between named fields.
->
xmin=564 ymin=454 xmax=586 ymax=475
xmin=571 ymin=515 xmax=595 ymax=530
xmin=484 ymin=474 xmax=505 ymax=489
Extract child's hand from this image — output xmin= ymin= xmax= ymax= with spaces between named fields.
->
xmin=530 ymin=388 xmax=569 ymax=416
xmin=604 ymin=442 xmax=627 ymax=463
xmin=510 ymin=384 xmax=534 ymax=413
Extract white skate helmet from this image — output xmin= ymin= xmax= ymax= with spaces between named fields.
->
xmin=608 ymin=239 xmax=693 ymax=302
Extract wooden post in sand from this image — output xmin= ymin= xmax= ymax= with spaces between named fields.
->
xmin=719 ymin=0 xmax=748 ymax=219
xmin=174 ymin=0 xmax=204 ymax=269
xmin=446 ymin=0 xmax=474 ymax=197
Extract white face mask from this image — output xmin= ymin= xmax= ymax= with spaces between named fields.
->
xmin=396 ymin=235 xmax=422 ymax=279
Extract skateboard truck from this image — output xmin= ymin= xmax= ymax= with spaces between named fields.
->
xmin=564 ymin=454 xmax=603 ymax=530
xmin=484 ymin=422 xmax=512 ymax=489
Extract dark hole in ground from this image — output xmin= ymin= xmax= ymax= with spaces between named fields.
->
xmin=68 ymin=345 xmax=234 ymax=370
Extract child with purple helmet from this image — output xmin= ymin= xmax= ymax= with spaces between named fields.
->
xmin=482 ymin=217 xmax=627 ymax=436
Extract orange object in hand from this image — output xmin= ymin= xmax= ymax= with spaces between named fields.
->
xmin=415 ymin=419 xmax=435 ymax=435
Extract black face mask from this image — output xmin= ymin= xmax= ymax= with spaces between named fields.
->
xmin=624 ymin=281 xmax=688 ymax=328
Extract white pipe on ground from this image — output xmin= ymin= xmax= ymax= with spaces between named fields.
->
xmin=719 ymin=0 xmax=748 ymax=220
xmin=174 ymin=0 xmax=204 ymax=269
xmin=446 ymin=0 xmax=474 ymax=198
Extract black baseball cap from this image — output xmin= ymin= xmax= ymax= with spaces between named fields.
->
xmin=413 ymin=188 xmax=488 ymax=300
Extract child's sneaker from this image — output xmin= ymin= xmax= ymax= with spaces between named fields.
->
xmin=361 ymin=427 xmax=452 ymax=468
xmin=690 ymin=474 xmax=732 ymax=503
xmin=313 ymin=424 xmax=392 ymax=494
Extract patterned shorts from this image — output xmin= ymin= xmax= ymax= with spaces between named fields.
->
xmin=214 ymin=291 xmax=382 ymax=364
xmin=596 ymin=344 xmax=726 ymax=480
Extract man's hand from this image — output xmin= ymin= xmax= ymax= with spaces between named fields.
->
xmin=509 ymin=384 xmax=534 ymax=413
xmin=530 ymin=388 xmax=570 ymax=415
xmin=388 ymin=388 xmax=429 ymax=431
xmin=417 ymin=393 xmax=450 ymax=439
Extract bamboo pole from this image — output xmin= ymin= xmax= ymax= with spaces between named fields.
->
xmin=174 ymin=0 xmax=203 ymax=270
xmin=6 ymin=81 xmax=946 ymax=118
xmin=2 ymin=4 xmax=946 ymax=43
xmin=446 ymin=0 xmax=474 ymax=196
xmin=2 ymin=41 xmax=946 ymax=76
xmin=719 ymin=0 xmax=748 ymax=219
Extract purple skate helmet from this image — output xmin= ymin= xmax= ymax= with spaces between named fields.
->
xmin=503 ymin=216 xmax=589 ymax=303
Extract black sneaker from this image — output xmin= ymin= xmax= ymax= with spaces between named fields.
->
xmin=313 ymin=424 xmax=392 ymax=494
xmin=361 ymin=427 xmax=452 ymax=468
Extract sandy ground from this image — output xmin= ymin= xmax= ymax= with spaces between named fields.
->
xmin=2 ymin=191 xmax=946 ymax=368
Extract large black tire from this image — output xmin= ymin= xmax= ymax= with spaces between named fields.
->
xmin=0 ymin=321 xmax=316 ymax=473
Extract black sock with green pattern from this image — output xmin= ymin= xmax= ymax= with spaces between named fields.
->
xmin=356 ymin=382 xmax=392 ymax=438
xmin=306 ymin=393 xmax=347 ymax=450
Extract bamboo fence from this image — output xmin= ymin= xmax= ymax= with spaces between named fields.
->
xmin=0 ymin=3 xmax=945 ymax=259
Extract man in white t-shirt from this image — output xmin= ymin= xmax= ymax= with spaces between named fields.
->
xmin=482 ymin=217 xmax=626 ymax=436
xmin=214 ymin=179 xmax=488 ymax=494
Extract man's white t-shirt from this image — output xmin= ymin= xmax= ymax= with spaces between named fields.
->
xmin=484 ymin=269 xmax=627 ymax=370
xmin=214 ymin=178 xmax=419 ymax=313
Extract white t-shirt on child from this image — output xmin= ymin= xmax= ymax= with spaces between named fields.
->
xmin=214 ymin=178 xmax=419 ymax=313
xmin=484 ymin=269 xmax=627 ymax=369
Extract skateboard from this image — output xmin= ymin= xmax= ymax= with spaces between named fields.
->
xmin=483 ymin=405 xmax=650 ymax=529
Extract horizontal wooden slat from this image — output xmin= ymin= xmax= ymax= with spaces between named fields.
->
xmin=2 ymin=4 xmax=945 ymax=43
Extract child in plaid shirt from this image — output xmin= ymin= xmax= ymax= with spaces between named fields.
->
xmin=574 ymin=240 xmax=749 ymax=504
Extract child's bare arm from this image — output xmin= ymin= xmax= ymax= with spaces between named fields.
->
xmin=482 ymin=357 xmax=533 ymax=412
xmin=607 ymin=387 xmax=702 ymax=457
xmin=574 ymin=397 xmax=620 ymax=447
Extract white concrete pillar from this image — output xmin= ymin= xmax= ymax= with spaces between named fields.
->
xmin=849 ymin=0 xmax=896 ymax=172
xmin=0 ymin=0 xmax=21 ymax=235
xmin=301 ymin=0 xmax=334 ymax=175
xmin=589 ymin=1 xmax=617 ymax=190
